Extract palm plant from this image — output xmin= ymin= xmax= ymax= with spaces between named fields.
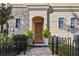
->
xmin=43 ymin=28 xmax=51 ymax=45
xmin=43 ymin=28 xmax=51 ymax=38
xmin=24 ymin=30 xmax=33 ymax=45
xmin=24 ymin=30 xmax=33 ymax=39
xmin=0 ymin=3 xmax=14 ymax=35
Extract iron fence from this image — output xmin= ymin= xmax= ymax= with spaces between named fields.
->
xmin=52 ymin=35 xmax=79 ymax=56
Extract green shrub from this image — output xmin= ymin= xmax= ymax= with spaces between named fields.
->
xmin=12 ymin=34 xmax=28 ymax=42
xmin=43 ymin=28 xmax=51 ymax=38
xmin=12 ymin=34 xmax=28 ymax=51
xmin=0 ymin=33 xmax=15 ymax=48
xmin=5 ymin=37 xmax=15 ymax=47
xmin=24 ymin=30 xmax=33 ymax=39
xmin=0 ymin=33 xmax=26 ymax=55
xmin=0 ymin=33 xmax=5 ymax=47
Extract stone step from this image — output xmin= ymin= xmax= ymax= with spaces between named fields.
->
xmin=34 ymin=44 xmax=48 ymax=47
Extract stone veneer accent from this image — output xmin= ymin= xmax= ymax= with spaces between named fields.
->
xmin=8 ymin=5 xmax=29 ymax=36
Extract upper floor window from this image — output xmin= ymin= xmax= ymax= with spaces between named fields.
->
xmin=58 ymin=17 xmax=64 ymax=28
xmin=70 ymin=18 xmax=76 ymax=28
xmin=16 ymin=19 xmax=20 ymax=28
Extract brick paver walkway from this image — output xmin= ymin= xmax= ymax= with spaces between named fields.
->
xmin=18 ymin=47 xmax=52 ymax=56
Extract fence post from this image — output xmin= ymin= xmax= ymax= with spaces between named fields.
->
xmin=69 ymin=38 xmax=71 ymax=56
xmin=73 ymin=40 xmax=75 ymax=56
xmin=74 ymin=35 xmax=79 ymax=56
xmin=68 ymin=38 xmax=70 ymax=56
xmin=52 ymin=36 xmax=54 ymax=55
xmin=56 ymin=37 xmax=58 ymax=55
xmin=64 ymin=37 xmax=67 ymax=55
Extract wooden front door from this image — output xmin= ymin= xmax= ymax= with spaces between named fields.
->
xmin=34 ymin=22 xmax=43 ymax=43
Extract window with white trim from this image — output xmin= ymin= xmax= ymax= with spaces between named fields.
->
xmin=58 ymin=17 xmax=64 ymax=28
xmin=16 ymin=19 xmax=20 ymax=28
xmin=70 ymin=18 xmax=76 ymax=28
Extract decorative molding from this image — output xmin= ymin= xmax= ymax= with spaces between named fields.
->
xmin=27 ymin=4 xmax=49 ymax=11
xmin=53 ymin=9 xmax=79 ymax=12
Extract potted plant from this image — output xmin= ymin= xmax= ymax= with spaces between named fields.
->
xmin=24 ymin=30 xmax=33 ymax=46
xmin=43 ymin=28 xmax=51 ymax=45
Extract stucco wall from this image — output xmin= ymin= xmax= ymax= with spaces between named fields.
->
xmin=50 ymin=12 xmax=79 ymax=39
xmin=7 ymin=4 xmax=79 ymax=40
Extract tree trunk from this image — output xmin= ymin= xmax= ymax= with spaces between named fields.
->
xmin=4 ymin=21 xmax=9 ymax=36
xmin=1 ymin=24 xmax=4 ymax=33
xmin=6 ymin=22 xmax=9 ymax=35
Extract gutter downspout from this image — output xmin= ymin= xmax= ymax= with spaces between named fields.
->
xmin=47 ymin=5 xmax=54 ymax=30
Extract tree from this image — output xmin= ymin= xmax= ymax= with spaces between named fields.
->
xmin=0 ymin=3 xmax=14 ymax=35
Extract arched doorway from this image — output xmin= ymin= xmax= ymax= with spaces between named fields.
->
xmin=32 ymin=16 xmax=44 ymax=44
